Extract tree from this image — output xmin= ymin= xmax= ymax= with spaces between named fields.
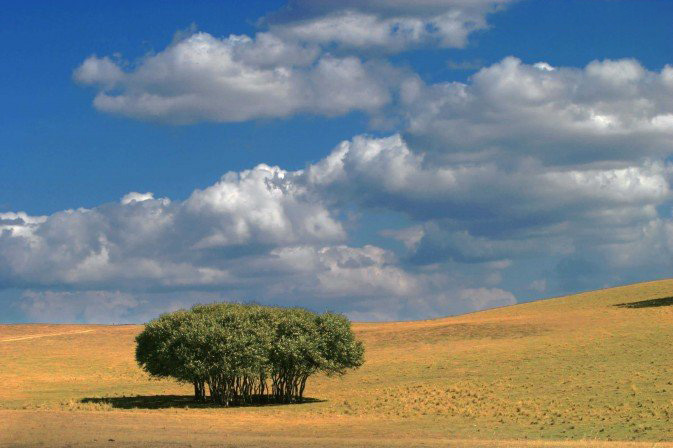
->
xmin=135 ymin=310 xmax=208 ymax=401
xmin=269 ymin=307 xmax=323 ymax=403
xmin=135 ymin=303 xmax=364 ymax=406
xmin=190 ymin=303 xmax=275 ymax=405
xmin=316 ymin=312 xmax=365 ymax=377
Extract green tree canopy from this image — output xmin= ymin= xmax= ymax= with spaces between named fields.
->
xmin=135 ymin=303 xmax=364 ymax=406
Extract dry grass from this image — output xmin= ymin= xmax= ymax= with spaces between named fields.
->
xmin=3 ymin=279 xmax=673 ymax=447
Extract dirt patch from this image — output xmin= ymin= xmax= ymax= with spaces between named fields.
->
xmin=0 ymin=329 xmax=94 ymax=343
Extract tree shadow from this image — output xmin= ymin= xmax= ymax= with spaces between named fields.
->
xmin=615 ymin=296 xmax=673 ymax=309
xmin=81 ymin=394 xmax=325 ymax=409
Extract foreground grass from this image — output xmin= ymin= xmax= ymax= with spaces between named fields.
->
xmin=2 ymin=279 xmax=673 ymax=447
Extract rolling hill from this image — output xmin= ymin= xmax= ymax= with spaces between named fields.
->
xmin=3 ymin=279 xmax=673 ymax=447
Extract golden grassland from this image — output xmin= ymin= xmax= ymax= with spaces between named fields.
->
xmin=3 ymin=279 xmax=673 ymax=447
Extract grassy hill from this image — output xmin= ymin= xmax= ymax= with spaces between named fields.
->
xmin=3 ymin=279 xmax=673 ymax=447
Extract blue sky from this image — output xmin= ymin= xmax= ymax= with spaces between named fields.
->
xmin=2 ymin=0 xmax=673 ymax=323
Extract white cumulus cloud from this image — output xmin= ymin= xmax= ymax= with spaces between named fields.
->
xmin=267 ymin=0 xmax=514 ymax=52
xmin=75 ymin=32 xmax=395 ymax=123
xmin=401 ymin=57 xmax=673 ymax=165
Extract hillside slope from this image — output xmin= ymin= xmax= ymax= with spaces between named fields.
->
xmin=2 ymin=279 xmax=673 ymax=447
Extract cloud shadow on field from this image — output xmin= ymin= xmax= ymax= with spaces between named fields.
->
xmin=615 ymin=296 xmax=673 ymax=309
xmin=81 ymin=395 xmax=325 ymax=409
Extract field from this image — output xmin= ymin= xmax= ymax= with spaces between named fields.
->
xmin=3 ymin=279 xmax=673 ymax=447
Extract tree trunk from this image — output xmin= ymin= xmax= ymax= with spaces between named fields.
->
xmin=194 ymin=381 xmax=202 ymax=402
